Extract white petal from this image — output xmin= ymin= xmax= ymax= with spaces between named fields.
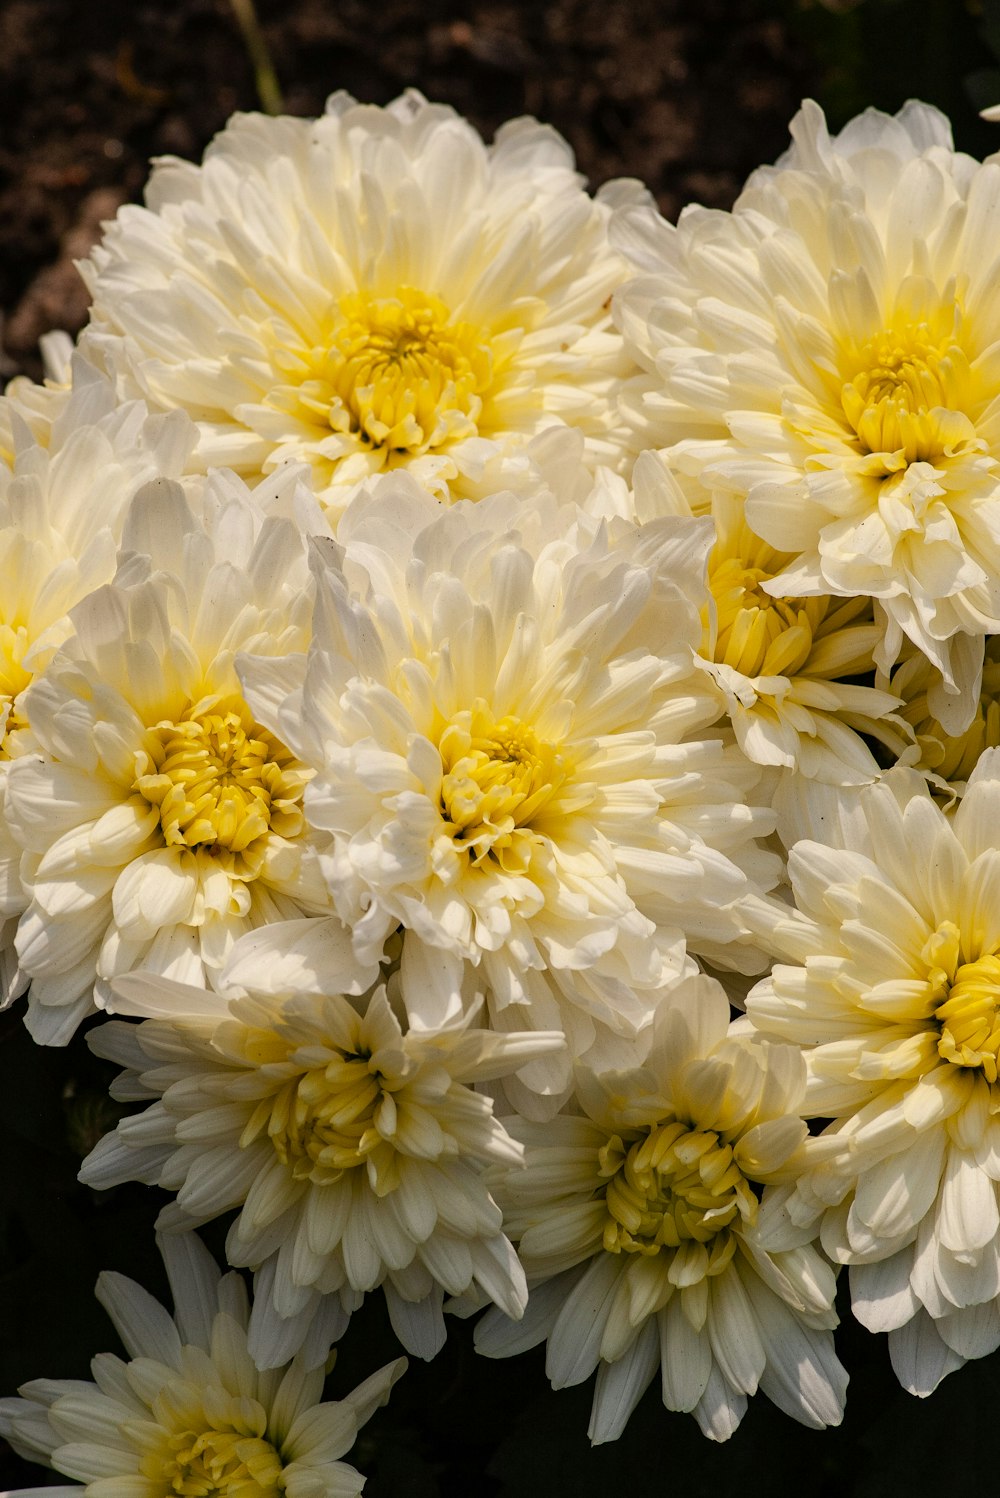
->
xmin=587 ymin=1319 xmax=659 ymax=1444
xmin=888 ymin=1307 xmax=965 ymax=1395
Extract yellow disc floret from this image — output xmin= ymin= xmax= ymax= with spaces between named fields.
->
xmin=705 ymin=521 xmax=872 ymax=680
xmin=273 ymin=286 xmax=496 ymax=464
xmin=258 ymin=1048 xmax=385 ymax=1187
xmin=598 ymin=1119 xmax=757 ymax=1278
xmin=925 ymin=920 xmax=1000 ymax=1082
xmin=134 ymin=695 xmax=306 ymax=869
xmin=438 ymin=700 xmax=574 ymax=868
xmin=141 ymin=1397 xmax=284 ymax=1498
xmin=0 ymin=621 xmax=32 ymax=752
xmin=237 ymin=1000 xmax=400 ymax=1191
xmin=838 ymin=299 xmax=982 ymax=473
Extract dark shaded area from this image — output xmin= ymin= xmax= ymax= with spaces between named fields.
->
xmin=1 ymin=995 xmax=998 ymax=1498
xmin=2 ymin=1 xmax=1000 ymax=1494
xmin=1 ymin=0 xmax=819 ymax=377
xmin=5 ymin=0 xmax=997 ymax=379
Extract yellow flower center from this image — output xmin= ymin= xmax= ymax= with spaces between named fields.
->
xmin=134 ymin=696 xmax=306 ymax=861
xmin=144 ymin=1425 xmax=284 ymax=1498
xmin=598 ymin=1120 xmax=756 ymax=1275
xmin=706 ymin=527 xmax=870 ymax=679
xmin=258 ymin=1048 xmax=387 ymax=1187
xmin=280 ymin=287 xmax=495 ymax=462
xmin=926 ymin=921 xmax=1000 ymax=1082
xmin=438 ymin=701 xmax=573 ymax=868
xmin=838 ymin=303 xmax=978 ymax=471
xmin=901 ymin=637 xmax=1000 ymax=783
xmin=0 ymin=623 xmax=30 ymax=702
xmin=0 ymin=622 xmax=31 ymax=751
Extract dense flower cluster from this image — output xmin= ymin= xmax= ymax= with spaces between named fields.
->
xmin=8 ymin=84 xmax=1000 ymax=1484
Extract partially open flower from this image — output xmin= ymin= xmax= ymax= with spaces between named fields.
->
xmin=888 ymin=635 xmax=1000 ymax=792
xmin=0 ymin=1231 xmax=405 ymax=1498
xmin=697 ymin=492 xmax=907 ymax=784
xmin=0 ymin=360 xmax=194 ymax=1011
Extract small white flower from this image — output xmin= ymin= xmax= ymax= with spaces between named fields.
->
xmin=475 ymin=975 xmax=846 ymax=1442
xmin=237 ymin=479 xmax=779 ymax=1116
xmin=614 ymin=99 xmax=1000 ymax=720
xmin=79 ymin=949 xmax=563 ymax=1366
xmin=0 ymin=1231 xmax=405 ymax=1498
xmin=80 ymin=90 xmax=641 ymax=520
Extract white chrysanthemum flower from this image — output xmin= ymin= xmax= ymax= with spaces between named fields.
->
xmin=745 ymin=754 xmax=1000 ymax=1395
xmin=0 ymin=1231 xmax=405 ymax=1498
xmin=79 ymin=955 xmax=563 ymax=1366
xmin=237 ymin=479 xmax=779 ymax=1116
xmin=5 ymin=473 xmax=330 ymax=1044
xmin=614 ymin=98 xmax=1000 ymax=723
xmin=78 ymin=90 xmax=641 ymax=520
xmin=474 ymin=975 xmax=846 ymax=1442
xmin=0 ymin=359 xmax=194 ymax=1009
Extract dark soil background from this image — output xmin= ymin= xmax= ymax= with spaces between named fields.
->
xmin=2 ymin=0 xmax=998 ymax=380
xmin=2 ymin=1 xmax=1000 ymax=1495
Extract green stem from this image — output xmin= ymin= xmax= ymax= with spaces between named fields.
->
xmin=229 ymin=0 xmax=283 ymax=115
